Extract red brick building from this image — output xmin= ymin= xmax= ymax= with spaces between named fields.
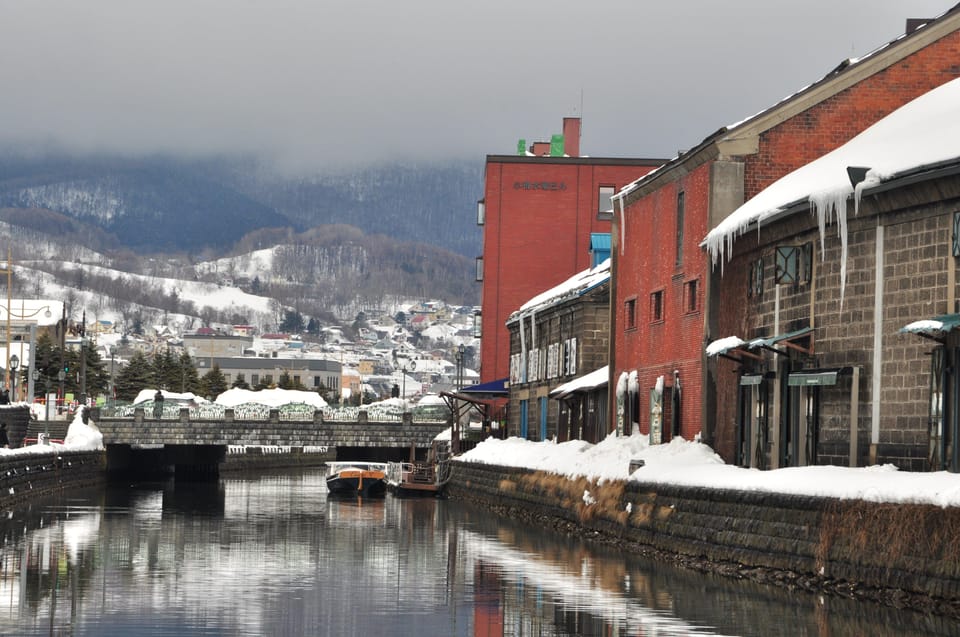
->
xmin=477 ymin=117 xmax=663 ymax=384
xmin=612 ymin=7 xmax=960 ymax=460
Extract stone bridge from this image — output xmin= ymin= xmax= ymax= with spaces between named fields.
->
xmin=93 ymin=407 xmax=450 ymax=477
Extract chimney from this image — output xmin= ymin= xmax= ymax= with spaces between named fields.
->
xmin=563 ymin=117 xmax=581 ymax=157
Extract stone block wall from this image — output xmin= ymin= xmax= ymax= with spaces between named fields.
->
xmin=507 ymin=286 xmax=609 ymax=440
xmin=0 ymin=450 xmax=105 ymax=509
xmin=449 ymin=462 xmax=960 ymax=610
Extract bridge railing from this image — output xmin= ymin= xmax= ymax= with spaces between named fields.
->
xmin=98 ymin=401 xmax=450 ymax=425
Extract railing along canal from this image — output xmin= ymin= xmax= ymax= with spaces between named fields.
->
xmin=99 ymin=400 xmax=450 ymax=423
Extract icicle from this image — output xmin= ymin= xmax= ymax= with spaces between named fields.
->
xmin=810 ymin=191 xmax=850 ymax=306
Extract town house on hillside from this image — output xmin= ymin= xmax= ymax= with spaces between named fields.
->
xmin=611 ymin=6 xmax=960 ymax=468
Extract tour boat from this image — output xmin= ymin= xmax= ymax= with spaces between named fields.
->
xmin=385 ymin=459 xmax=451 ymax=497
xmin=325 ymin=462 xmax=388 ymax=497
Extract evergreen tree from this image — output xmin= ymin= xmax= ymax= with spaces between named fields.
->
xmin=306 ymin=317 xmax=320 ymax=336
xmin=151 ymin=349 xmax=178 ymax=390
xmin=199 ymin=364 xmax=228 ymax=399
xmin=178 ymin=351 xmax=202 ymax=393
xmin=279 ymin=310 xmax=305 ymax=334
xmin=278 ymin=370 xmax=293 ymax=390
xmin=231 ymin=373 xmax=251 ymax=389
xmin=114 ymin=351 xmax=154 ymax=401
xmin=253 ymin=375 xmax=272 ymax=391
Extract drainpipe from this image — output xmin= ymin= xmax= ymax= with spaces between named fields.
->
xmin=870 ymin=224 xmax=885 ymax=464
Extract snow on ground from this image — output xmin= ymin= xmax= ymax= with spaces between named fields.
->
xmin=0 ymin=409 xmax=103 ymax=456
xmin=458 ymin=432 xmax=960 ymax=508
xmin=214 ymin=387 xmax=328 ymax=409
xmin=132 ymin=389 xmax=208 ymax=404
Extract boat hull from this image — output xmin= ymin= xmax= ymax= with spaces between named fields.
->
xmin=325 ymin=463 xmax=387 ymax=498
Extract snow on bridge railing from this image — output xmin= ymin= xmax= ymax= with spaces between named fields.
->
xmin=100 ymin=401 xmax=449 ymax=423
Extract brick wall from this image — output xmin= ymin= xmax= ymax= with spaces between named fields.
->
xmin=615 ymin=162 xmax=711 ymax=441
xmin=744 ymin=32 xmax=960 ymax=198
xmin=481 ymin=157 xmax=660 ymax=383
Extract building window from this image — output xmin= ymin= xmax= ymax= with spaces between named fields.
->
xmin=475 ymin=257 xmax=483 ymax=282
xmin=293 ymin=375 xmax=301 ymax=386
xmin=650 ymin=290 xmax=664 ymax=322
xmin=473 ymin=311 xmax=482 ymax=337
xmin=683 ymin=279 xmax=699 ymax=314
xmin=625 ymin=297 xmax=637 ymax=330
xmin=477 ymin=199 xmax=485 ymax=226
xmin=775 ymin=246 xmax=798 ymax=284
xmin=313 ymin=376 xmax=321 ymax=387
xmin=748 ymin=257 xmax=763 ymax=299
xmin=251 ymin=374 xmax=259 ymax=385
xmin=265 ymin=374 xmax=273 ymax=385
xmin=675 ymin=191 xmax=685 ymax=267
xmin=775 ymin=243 xmax=813 ymax=285
xmin=597 ymin=185 xmax=615 ymax=220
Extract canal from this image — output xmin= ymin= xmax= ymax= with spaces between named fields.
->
xmin=0 ymin=468 xmax=955 ymax=636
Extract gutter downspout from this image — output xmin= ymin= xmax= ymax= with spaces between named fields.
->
xmin=870 ymin=224 xmax=885 ymax=463
xmin=608 ymin=195 xmax=625 ymax=434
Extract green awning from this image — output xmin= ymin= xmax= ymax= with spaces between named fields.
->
xmin=900 ymin=313 xmax=960 ymax=341
xmin=788 ymin=370 xmax=839 ymax=386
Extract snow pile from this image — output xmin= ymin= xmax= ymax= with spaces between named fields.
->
xmin=458 ymin=432 xmax=960 ymax=507
xmin=0 ymin=409 xmax=103 ymax=456
xmin=133 ymin=389 xmax=208 ymax=405
xmin=62 ymin=410 xmax=104 ymax=450
xmin=215 ymin=387 xmax=328 ymax=409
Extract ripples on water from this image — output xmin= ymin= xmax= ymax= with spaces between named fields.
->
xmin=0 ymin=469 xmax=954 ymax=636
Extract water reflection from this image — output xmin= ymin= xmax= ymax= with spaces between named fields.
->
xmin=0 ymin=470 xmax=955 ymax=636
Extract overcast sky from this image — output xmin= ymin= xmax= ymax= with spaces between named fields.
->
xmin=0 ymin=0 xmax=953 ymax=173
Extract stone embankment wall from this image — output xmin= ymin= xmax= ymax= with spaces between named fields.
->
xmin=220 ymin=446 xmax=335 ymax=472
xmin=448 ymin=461 xmax=960 ymax=616
xmin=0 ymin=450 xmax=106 ymax=509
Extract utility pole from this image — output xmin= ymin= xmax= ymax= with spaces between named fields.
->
xmin=79 ymin=309 xmax=87 ymax=405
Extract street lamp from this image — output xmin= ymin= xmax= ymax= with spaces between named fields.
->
xmin=455 ymin=344 xmax=465 ymax=391
xmin=9 ymin=354 xmax=18 ymax=402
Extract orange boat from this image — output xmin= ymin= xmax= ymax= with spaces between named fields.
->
xmin=325 ymin=462 xmax=387 ymax=497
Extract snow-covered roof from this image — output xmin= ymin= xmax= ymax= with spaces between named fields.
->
xmin=613 ymin=7 xmax=955 ymax=207
xmin=508 ymin=259 xmax=610 ymax=323
xmin=704 ymin=77 xmax=960 ymax=300
xmin=550 ymin=366 xmax=608 ymax=398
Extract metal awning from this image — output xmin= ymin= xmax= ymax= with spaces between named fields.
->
xmin=550 ymin=366 xmax=608 ymax=399
xmin=748 ymin=326 xmax=814 ymax=355
xmin=900 ymin=313 xmax=960 ymax=342
xmin=706 ymin=326 xmax=813 ymax=362
xmin=787 ymin=367 xmax=850 ymax=386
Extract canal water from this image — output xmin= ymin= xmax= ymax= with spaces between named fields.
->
xmin=0 ymin=468 xmax=955 ymax=637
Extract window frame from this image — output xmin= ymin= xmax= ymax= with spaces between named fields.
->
xmin=683 ymin=278 xmax=699 ymax=314
xmin=597 ymin=185 xmax=616 ymax=220
xmin=624 ymin=296 xmax=637 ymax=331
xmin=675 ymin=190 xmax=685 ymax=268
xmin=650 ymin=289 xmax=664 ymax=323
